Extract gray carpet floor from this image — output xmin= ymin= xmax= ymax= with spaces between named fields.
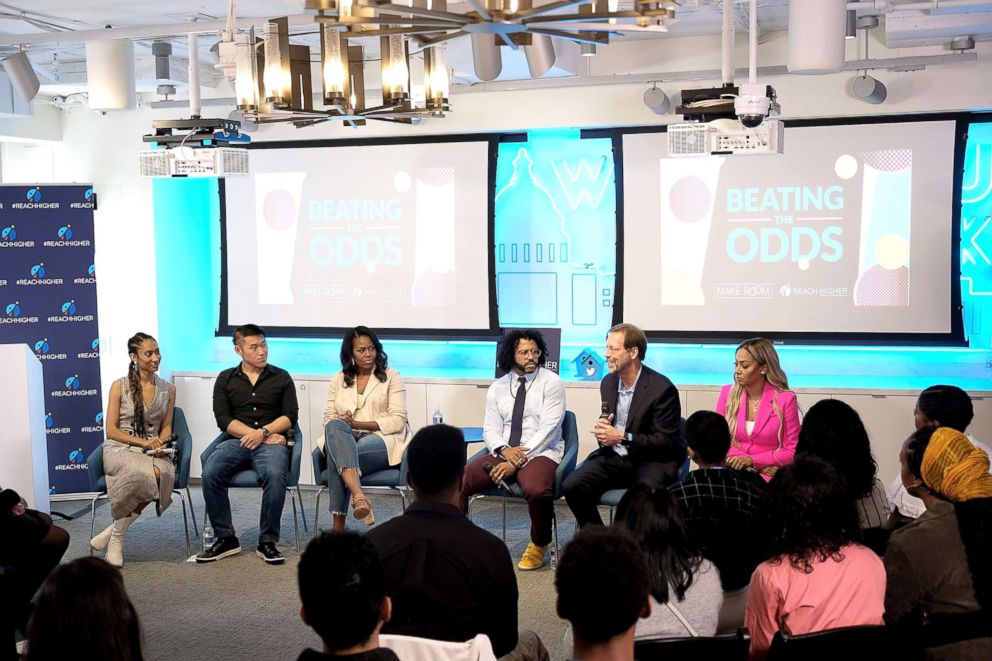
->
xmin=47 ymin=484 xmax=600 ymax=661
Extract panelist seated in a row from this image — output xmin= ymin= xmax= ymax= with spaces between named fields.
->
xmin=717 ymin=338 xmax=800 ymax=481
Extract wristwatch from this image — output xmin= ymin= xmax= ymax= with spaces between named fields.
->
xmin=261 ymin=426 xmax=271 ymax=438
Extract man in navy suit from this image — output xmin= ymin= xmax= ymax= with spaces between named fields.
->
xmin=563 ymin=323 xmax=684 ymax=527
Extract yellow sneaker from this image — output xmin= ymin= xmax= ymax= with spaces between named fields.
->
xmin=518 ymin=542 xmax=548 ymax=571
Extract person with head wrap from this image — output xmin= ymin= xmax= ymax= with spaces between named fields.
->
xmin=886 ymin=385 xmax=989 ymax=528
xmin=884 ymin=426 xmax=992 ymax=660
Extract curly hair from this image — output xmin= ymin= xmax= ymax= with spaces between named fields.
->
xmin=796 ymin=399 xmax=878 ymax=500
xmin=340 ymin=326 xmax=388 ymax=388
xmin=758 ymin=455 xmax=861 ymax=573
xmin=126 ymin=332 xmax=156 ymax=439
xmin=495 ymin=329 xmax=549 ymax=374
xmin=615 ymin=483 xmax=703 ymax=604
xmin=904 ymin=425 xmax=992 ymax=610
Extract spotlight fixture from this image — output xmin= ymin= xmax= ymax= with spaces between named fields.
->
xmin=851 ymin=15 xmax=885 ymax=105
xmin=1 ymin=51 xmax=40 ymax=103
xmin=643 ymin=83 xmax=670 ymax=115
xmin=852 ymin=74 xmax=886 ymax=104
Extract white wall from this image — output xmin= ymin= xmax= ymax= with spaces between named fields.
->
xmin=2 ymin=34 xmax=991 ymax=405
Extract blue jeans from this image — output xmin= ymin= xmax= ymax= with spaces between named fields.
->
xmin=201 ymin=438 xmax=289 ymax=544
xmin=323 ymin=419 xmax=390 ymax=514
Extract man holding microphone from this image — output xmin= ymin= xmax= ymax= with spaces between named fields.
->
xmin=461 ymin=329 xmax=566 ymax=570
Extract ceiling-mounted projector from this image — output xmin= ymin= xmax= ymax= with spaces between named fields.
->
xmin=668 ymin=119 xmax=784 ymax=157
xmin=138 ymin=147 xmax=249 ymax=178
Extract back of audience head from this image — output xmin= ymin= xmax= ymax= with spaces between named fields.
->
xmin=298 ymin=531 xmax=389 ymax=653
xmin=916 ymin=385 xmax=974 ymax=433
xmin=759 ymin=455 xmax=860 ymax=573
xmin=615 ymin=483 xmax=701 ymax=604
xmin=27 ymin=557 xmax=143 ymax=661
xmin=556 ymin=526 xmax=650 ymax=647
xmin=796 ymin=399 xmax=878 ymax=500
xmin=406 ymin=424 xmax=465 ymax=498
xmin=684 ymin=410 xmax=732 ymax=466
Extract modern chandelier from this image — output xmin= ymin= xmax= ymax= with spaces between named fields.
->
xmin=227 ymin=0 xmax=679 ymax=128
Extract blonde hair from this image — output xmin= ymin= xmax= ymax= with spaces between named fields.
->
xmin=725 ymin=338 xmax=791 ymax=447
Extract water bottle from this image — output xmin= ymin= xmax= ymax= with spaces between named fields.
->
xmin=432 ymin=405 xmax=443 ymax=425
xmin=202 ymin=525 xmax=216 ymax=551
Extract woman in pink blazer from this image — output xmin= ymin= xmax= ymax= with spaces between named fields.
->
xmin=716 ymin=338 xmax=800 ymax=481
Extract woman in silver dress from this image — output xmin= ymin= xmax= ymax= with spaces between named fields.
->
xmin=90 ymin=332 xmax=176 ymax=567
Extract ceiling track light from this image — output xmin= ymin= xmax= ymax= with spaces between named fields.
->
xmin=643 ymin=82 xmax=670 ymax=115
xmin=852 ymin=16 xmax=886 ymax=104
xmin=1 ymin=51 xmax=40 ymax=103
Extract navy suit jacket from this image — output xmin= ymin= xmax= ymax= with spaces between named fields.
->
xmin=595 ymin=364 xmax=684 ymax=466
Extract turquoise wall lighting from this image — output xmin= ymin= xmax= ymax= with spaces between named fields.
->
xmin=151 ymin=124 xmax=991 ymax=391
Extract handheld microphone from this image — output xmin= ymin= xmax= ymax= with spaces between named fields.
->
xmin=600 ymin=402 xmax=611 ymax=420
xmin=483 ymin=461 xmax=513 ymax=494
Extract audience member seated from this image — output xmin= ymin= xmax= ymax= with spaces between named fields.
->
xmin=92 ymin=332 xmax=177 ymax=567
xmin=198 ymin=323 xmax=299 ymax=565
xmin=322 ymin=326 xmax=411 ymax=530
xmin=461 ymin=329 xmax=566 ymax=570
xmin=624 ymin=483 xmax=724 ymax=634
xmin=26 ymin=557 xmax=144 ymax=661
xmin=884 ymin=426 xmax=992 ymax=659
xmin=887 ymin=385 xmax=989 ymax=529
xmin=564 ymin=323 xmax=684 ymax=528
xmin=745 ymin=456 xmax=885 ymax=660
xmin=556 ymin=526 xmax=651 ymax=661
xmin=716 ymin=338 xmax=800 ymax=481
xmin=296 ymin=531 xmax=399 ymax=661
xmin=1 ymin=489 xmax=69 ymax=661
xmin=796 ymin=399 xmax=890 ymax=529
xmin=669 ymin=410 xmax=765 ymax=633
xmin=367 ymin=424 xmax=546 ymax=661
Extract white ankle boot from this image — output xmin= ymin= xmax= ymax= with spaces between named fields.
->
xmin=90 ymin=522 xmax=115 ymax=551
xmin=105 ymin=513 xmax=139 ymax=567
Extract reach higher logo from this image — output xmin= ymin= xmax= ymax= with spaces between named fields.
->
xmin=47 ymin=299 xmax=94 ymax=323
xmin=81 ymin=411 xmax=104 ymax=433
xmin=17 ymin=262 xmax=64 ymax=286
xmin=55 ymin=448 xmax=88 ymax=471
xmin=0 ymin=224 xmax=34 ymax=248
xmin=12 ymin=187 xmax=59 ymax=210
xmin=70 ymin=188 xmax=95 ymax=209
xmin=1 ymin=301 xmax=39 ymax=324
xmin=45 ymin=411 xmax=71 ymax=435
xmin=34 ymin=337 xmax=67 ymax=361
xmin=44 ymin=224 xmax=91 ymax=248
xmin=51 ymin=374 xmax=98 ymax=398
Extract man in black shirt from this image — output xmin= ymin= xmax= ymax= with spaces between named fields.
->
xmin=366 ymin=425 xmax=519 ymax=657
xmin=668 ymin=410 xmax=765 ymax=632
xmin=197 ymin=324 xmax=298 ymax=565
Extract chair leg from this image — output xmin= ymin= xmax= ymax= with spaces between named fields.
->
xmin=290 ymin=489 xmax=301 ymax=553
xmin=186 ymin=486 xmax=199 ymax=537
xmin=89 ymin=495 xmax=99 ymax=556
xmin=313 ymin=487 xmax=324 ymax=538
xmin=551 ymin=507 xmax=560 ymax=570
xmin=296 ymin=485 xmax=309 ymax=533
xmin=176 ymin=491 xmax=192 ymax=557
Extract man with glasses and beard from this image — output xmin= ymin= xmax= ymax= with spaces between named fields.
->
xmin=461 ymin=329 xmax=566 ymax=571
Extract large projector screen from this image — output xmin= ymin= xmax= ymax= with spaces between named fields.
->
xmin=622 ymin=119 xmax=961 ymax=341
xmin=222 ymin=138 xmax=495 ymax=335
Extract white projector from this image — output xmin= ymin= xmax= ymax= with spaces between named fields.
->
xmin=138 ymin=147 xmax=250 ymax=178
xmin=668 ymin=119 xmax=784 ymax=157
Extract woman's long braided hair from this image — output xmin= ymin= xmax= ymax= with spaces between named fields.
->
xmin=126 ymin=332 xmax=156 ymax=438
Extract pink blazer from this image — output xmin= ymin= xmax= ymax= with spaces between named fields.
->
xmin=716 ymin=381 xmax=799 ymax=474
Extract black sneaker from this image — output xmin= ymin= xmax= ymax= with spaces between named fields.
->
xmin=195 ymin=536 xmax=241 ymax=563
xmin=256 ymin=542 xmax=285 ymax=564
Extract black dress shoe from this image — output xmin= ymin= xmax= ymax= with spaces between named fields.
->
xmin=256 ymin=542 xmax=285 ymax=564
xmin=195 ymin=536 xmax=241 ymax=563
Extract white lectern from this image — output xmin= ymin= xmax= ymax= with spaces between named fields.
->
xmin=0 ymin=343 xmax=50 ymax=513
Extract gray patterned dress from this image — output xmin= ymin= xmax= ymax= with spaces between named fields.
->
xmin=103 ymin=374 xmax=175 ymax=519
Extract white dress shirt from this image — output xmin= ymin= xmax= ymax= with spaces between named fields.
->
xmin=483 ymin=366 xmax=566 ymax=464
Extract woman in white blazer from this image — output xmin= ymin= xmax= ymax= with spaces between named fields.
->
xmin=323 ymin=326 xmax=411 ymax=530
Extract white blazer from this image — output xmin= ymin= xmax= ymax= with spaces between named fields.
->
xmin=322 ymin=367 xmax=411 ymax=466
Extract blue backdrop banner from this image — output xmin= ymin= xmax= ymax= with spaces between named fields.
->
xmin=0 ymin=184 xmax=102 ymax=495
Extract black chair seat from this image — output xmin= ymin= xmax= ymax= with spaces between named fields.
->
xmin=635 ymin=628 xmax=750 ymax=660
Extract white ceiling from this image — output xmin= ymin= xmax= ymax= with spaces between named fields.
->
xmin=0 ymin=0 xmax=987 ymax=98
